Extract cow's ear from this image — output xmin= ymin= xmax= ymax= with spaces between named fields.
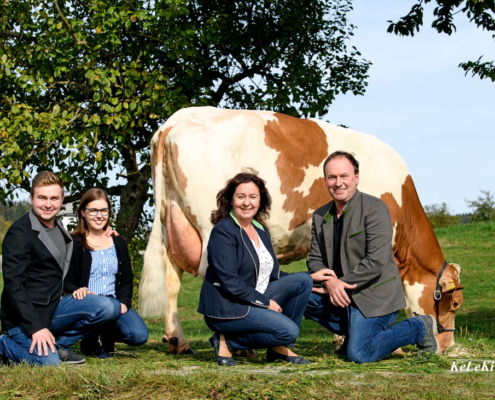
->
xmin=439 ymin=275 xmax=464 ymax=294
xmin=450 ymin=290 xmax=463 ymax=311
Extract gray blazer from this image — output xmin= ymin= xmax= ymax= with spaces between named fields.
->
xmin=307 ymin=190 xmax=406 ymax=318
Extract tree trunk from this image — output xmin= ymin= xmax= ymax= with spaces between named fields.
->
xmin=115 ymin=165 xmax=151 ymax=244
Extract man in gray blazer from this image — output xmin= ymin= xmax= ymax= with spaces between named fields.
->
xmin=304 ymin=151 xmax=439 ymax=363
xmin=0 ymin=171 xmax=119 ymax=366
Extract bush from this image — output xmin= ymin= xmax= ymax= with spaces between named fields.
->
xmin=466 ymin=190 xmax=495 ymax=222
xmin=424 ymin=202 xmax=461 ymax=228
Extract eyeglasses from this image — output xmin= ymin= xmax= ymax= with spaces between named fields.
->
xmin=84 ymin=208 xmax=110 ymax=216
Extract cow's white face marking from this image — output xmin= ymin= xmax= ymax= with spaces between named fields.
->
xmin=402 ymin=280 xmax=426 ymax=318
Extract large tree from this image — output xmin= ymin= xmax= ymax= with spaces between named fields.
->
xmin=0 ymin=0 xmax=370 ymax=242
xmin=387 ymin=0 xmax=495 ymax=81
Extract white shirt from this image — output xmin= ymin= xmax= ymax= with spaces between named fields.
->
xmin=251 ymin=234 xmax=274 ymax=294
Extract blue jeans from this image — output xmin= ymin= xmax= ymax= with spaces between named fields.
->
xmin=205 ymin=272 xmax=312 ymax=352
xmin=93 ymin=297 xmax=148 ymax=351
xmin=0 ymin=294 xmax=120 ymax=366
xmin=304 ymin=293 xmax=426 ymax=363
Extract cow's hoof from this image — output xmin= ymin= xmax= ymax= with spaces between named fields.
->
xmin=168 ymin=337 xmax=179 ymax=346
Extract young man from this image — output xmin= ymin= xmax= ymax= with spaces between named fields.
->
xmin=0 ymin=171 xmax=120 ymax=366
xmin=305 ymin=151 xmax=439 ymax=363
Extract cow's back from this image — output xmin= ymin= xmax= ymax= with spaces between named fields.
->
xmin=153 ymin=106 xmax=410 ymax=265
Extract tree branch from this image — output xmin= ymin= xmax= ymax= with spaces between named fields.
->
xmin=53 ymin=0 xmax=88 ymax=46
xmin=212 ymin=65 xmax=263 ymax=103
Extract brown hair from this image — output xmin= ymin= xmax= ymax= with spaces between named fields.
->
xmin=30 ymin=171 xmax=64 ymax=197
xmin=71 ymin=188 xmax=112 ymax=250
xmin=210 ymin=169 xmax=272 ymax=225
xmin=322 ymin=151 xmax=360 ymax=175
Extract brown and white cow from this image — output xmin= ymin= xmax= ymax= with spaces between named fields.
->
xmin=139 ymin=106 xmax=464 ymax=354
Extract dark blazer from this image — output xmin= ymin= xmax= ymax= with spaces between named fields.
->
xmin=197 ymin=214 xmax=286 ymax=319
xmin=64 ymin=236 xmax=134 ymax=309
xmin=1 ymin=211 xmax=73 ymax=336
xmin=307 ymin=190 xmax=406 ymax=318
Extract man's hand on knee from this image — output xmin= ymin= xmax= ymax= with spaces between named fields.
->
xmin=323 ymin=279 xmax=357 ymax=308
xmin=30 ymin=328 xmax=56 ymax=357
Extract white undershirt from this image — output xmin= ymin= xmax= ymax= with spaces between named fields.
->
xmin=251 ymin=234 xmax=274 ymax=294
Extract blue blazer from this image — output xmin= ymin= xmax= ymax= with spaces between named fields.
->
xmin=197 ymin=214 xmax=286 ymax=319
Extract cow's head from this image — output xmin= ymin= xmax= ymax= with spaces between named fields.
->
xmin=403 ymin=262 xmax=464 ymax=352
xmin=435 ymin=263 xmax=464 ymax=351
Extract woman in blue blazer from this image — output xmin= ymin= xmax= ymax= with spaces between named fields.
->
xmin=198 ymin=170 xmax=313 ymax=366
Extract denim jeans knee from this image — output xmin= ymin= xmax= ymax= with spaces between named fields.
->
xmin=51 ymin=295 xmax=120 ymax=350
xmin=0 ymin=327 xmax=60 ymax=366
xmin=114 ymin=308 xmax=149 ymax=346
xmin=206 ymin=307 xmax=300 ymax=352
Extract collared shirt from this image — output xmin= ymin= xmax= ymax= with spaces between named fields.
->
xmin=88 ymin=245 xmax=118 ymax=297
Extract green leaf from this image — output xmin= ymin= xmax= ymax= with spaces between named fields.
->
xmin=52 ymin=104 xmax=60 ymax=117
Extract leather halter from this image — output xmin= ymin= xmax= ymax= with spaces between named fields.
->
xmin=434 ymin=261 xmax=463 ymax=334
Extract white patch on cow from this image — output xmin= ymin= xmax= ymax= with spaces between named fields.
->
xmin=294 ymin=164 xmax=323 ymax=199
xmin=392 ymin=222 xmax=398 ymax=246
xmin=402 ymin=280 xmax=426 ymax=318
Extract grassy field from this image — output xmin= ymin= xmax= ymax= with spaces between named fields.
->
xmin=1 ymin=221 xmax=494 ymax=399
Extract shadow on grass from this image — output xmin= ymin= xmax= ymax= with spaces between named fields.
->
xmin=456 ymin=306 xmax=495 ymax=340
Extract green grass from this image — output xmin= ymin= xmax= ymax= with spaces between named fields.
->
xmin=1 ymin=221 xmax=495 ymax=399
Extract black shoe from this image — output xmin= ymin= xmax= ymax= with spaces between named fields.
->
xmin=414 ymin=313 xmax=440 ymax=355
xmin=266 ymin=348 xmax=310 ymax=364
xmin=93 ymin=349 xmax=112 ymax=359
xmin=57 ymin=348 xmax=86 ymax=364
xmin=333 ymin=345 xmax=347 ymax=356
xmin=100 ymin=335 xmax=116 ymax=355
xmin=80 ymin=337 xmax=112 ymax=359
xmin=209 ymin=334 xmax=237 ymax=366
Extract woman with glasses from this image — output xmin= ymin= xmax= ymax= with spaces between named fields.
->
xmin=64 ymin=188 xmax=148 ymax=358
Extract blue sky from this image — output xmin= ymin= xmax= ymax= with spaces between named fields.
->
xmin=326 ymin=0 xmax=494 ymax=214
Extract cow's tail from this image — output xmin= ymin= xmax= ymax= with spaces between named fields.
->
xmin=139 ymin=159 xmax=168 ymax=317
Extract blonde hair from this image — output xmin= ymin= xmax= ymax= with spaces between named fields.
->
xmin=30 ymin=171 xmax=64 ymax=197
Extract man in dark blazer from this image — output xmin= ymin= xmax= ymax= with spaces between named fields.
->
xmin=304 ymin=151 xmax=439 ymax=363
xmin=0 ymin=171 xmax=119 ymax=366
